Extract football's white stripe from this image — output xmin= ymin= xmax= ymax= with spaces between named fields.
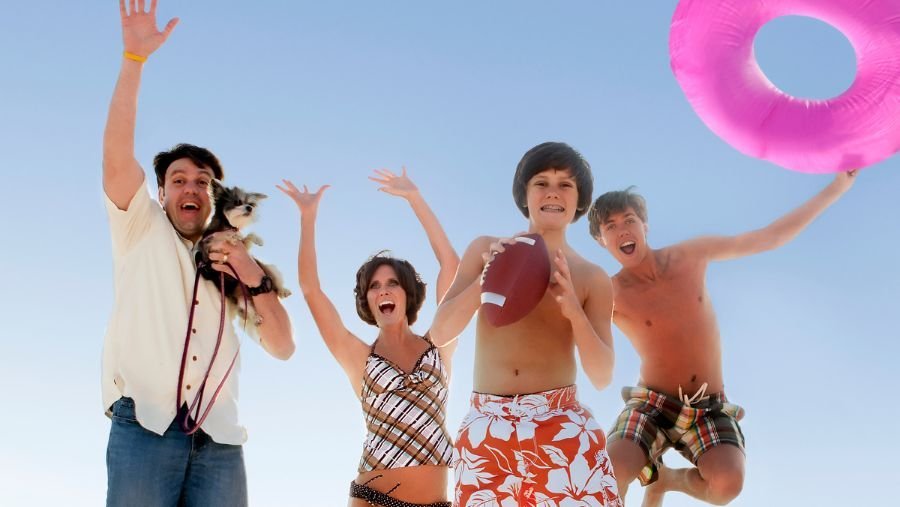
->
xmin=480 ymin=292 xmax=507 ymax=307
xmin=514 ymin=236 xmax=536 ymax=246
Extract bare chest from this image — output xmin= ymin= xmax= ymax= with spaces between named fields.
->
xmin=477 ymin=263 xmax=592 ymax=350
xmin=612 ymin=260 xmax=710 ymax=337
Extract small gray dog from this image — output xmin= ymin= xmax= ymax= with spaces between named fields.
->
xmin=197 ymin=180 xmax=291 ymax=332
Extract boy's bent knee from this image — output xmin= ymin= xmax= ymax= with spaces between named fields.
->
xmin=706 ymin=468 xmax=744 ymax=505
xmin=607 ymin=438 xmax=647 ymax=486
xmin=697 ymin=445 xmax=745 ymax=505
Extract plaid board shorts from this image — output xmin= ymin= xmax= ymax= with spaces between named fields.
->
xmin=608 ymin=386 xmax=745 ymax=486
xmin=453 ymin=385 xmax=622 ymax=507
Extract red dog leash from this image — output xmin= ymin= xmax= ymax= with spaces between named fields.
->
xmin=176 ymin=261 xmax=249 ymax=435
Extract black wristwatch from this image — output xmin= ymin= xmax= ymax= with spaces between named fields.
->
xmin=247 ymin=275 xmax=275 ymax=297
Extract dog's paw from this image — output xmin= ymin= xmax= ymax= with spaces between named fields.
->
xmin=245 ymin=233 xmax=264 ymax=247
xmin=278 ymin=288 xmax=292 ymax=299
xmin=224 ymin=230 xmax=243 ymax=245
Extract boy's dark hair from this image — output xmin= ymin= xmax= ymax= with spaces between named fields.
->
xmin=512 ymin=142 xmax=594 ymax=222
xmin=153 ymin=143 xmax=224 ymax=187
xmin=587 ymin=186 xmax=649 ymax=238
xmin=354 ymin=252 xmax=427 ymax=326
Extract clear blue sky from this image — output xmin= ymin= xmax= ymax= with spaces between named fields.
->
xmin=1 ymin=1 xmax=897 ymax=505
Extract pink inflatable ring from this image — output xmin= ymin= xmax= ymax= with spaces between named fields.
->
xmin=670 ymin=0 xmax=900 ymax=173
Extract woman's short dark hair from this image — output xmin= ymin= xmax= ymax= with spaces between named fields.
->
xmin=153 ymin=143 xmax=224 ymax=187
xmin=354 ymin=252 xmax=427 ymax=326
xmin=512 ymin=142 xmax=594 ymax=222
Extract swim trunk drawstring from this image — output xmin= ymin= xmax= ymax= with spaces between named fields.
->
xmin=679 ymin=382 xmax=710 ymax=407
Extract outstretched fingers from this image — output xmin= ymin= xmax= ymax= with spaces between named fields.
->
xmin=369 ymin=170 xmax=394 ymax=188
xmin=369 ymin=168 xmax=416 ymax=196
xmin=277 ymin=180 xmax=330 ymax=203
xmin=276 ymin=179 xmax=301 ymax=197
xmin=368 ymin=175 xmax=390 ymax=186
xmin=119 ymin=0 xmax=179 ymax=55
xmin=162 ymin=17 xmax=179 ymax=39
xmin=373 ymin=168 xmax=397 ymax=179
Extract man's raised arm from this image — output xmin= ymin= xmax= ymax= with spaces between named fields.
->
xmin=103 ymin=0 xmax=178 ymax=209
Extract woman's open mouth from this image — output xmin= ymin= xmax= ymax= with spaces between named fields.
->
xmin=378 ymin=301 xmax=396 ymax=315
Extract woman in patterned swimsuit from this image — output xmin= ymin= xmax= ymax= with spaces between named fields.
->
xmin=279 ymin=168 xmax=459 ymax=507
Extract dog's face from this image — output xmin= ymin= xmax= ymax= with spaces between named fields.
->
xmin=211 ymin=180 xmax=267 ymax=230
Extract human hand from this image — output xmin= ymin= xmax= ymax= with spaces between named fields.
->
xmin=480 ymin=233 xmax=529 ymax=267
xmin=205 ymin=231 xmax=265 ymax=286
xmin=277 ymin=180 xmax=330 ymax=218
xmin=119 ymin=0 xmax=179 ymax=59
xmin=830 ymin=168 xmax=858 ymax=194
xmin=548 ymin=249 xmax=581 ymax=322
xmin=369 ymin=167 xmax=419 ymax=200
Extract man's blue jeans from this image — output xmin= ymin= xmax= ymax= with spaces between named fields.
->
xmin=106 ymin=398 xmax=248 ymax=507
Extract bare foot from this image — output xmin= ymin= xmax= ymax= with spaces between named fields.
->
xmin=640 ymin=466 xmax=673 ymax=507
xmin=641 ymin=481 xmax=665 ymax=507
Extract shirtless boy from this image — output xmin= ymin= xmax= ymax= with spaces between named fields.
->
xmin=431 ymin=142 xmax=622 ymax=506
xmin=588 ymin=171 xmax=856 ymax=506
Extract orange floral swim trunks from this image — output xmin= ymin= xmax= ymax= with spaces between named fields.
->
xmin=453 ymin=385 xmax=622 ymax=507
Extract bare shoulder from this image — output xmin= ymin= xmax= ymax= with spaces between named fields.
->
xmin=567 ymin=250 xmax=612 ymax=295
xmin=469 ymin=235 xmax=498 ymax=249
xmin=655 ymin=243 xmax=710 ymax=279
xmin=450 ymin=235 xmax=498 ymax=281
xmin=567 ymin=248 xmax=605 ymax=272
xmin=675 ymin=236 xmax=725 ymax=261
xmin=458 ymin=235 xmax=497 ymax=264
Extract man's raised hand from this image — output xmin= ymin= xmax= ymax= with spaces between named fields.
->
xmin=119 ymin=0 xmax=179 ymax=59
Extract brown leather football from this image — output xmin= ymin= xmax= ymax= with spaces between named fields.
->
xmin=480 ymin=233 xmax=551 ymax=327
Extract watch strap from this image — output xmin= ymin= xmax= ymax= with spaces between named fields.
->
xmin=247 ymin=275 xmax=274 ymax=296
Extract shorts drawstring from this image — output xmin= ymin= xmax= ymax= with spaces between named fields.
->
xmin=678 ymin=382 xmax=710 ymax=407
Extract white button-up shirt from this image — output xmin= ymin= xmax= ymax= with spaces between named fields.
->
xmin=102 ymin=181 xmax=252 ymax=445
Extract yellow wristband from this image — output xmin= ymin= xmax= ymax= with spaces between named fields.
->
xmin=123 ymin=51 xmax=148 ymax=63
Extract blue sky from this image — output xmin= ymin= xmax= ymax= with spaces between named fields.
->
xmin=1 ymin=1 xmax=897 ymax=505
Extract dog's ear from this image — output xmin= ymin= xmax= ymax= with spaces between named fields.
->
xmin=249 ymin=192 xmax=268 ymax=201
xmin=211 ymin=179 xmax=226 ymax=200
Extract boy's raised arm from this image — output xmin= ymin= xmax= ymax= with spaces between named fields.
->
xmin=687 ymin=171 xmax=857 ymax=262
xmin=430 ymin=236 xmax=492 ymax=347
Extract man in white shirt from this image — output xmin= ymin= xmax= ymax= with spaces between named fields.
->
xmin=102 ymin=2 xmax=294 ymax=505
